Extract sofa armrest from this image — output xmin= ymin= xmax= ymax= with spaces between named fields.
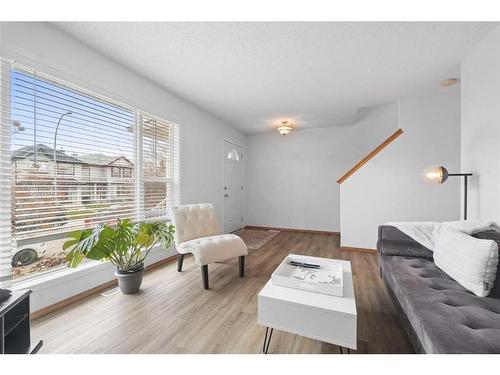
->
xmin=377 ymin=225 xmax=434 ymax=259
xmin=473 ymin=230 xmax=500 ymax=299
xmin=473 ymin=229 xmax=500 ymax=244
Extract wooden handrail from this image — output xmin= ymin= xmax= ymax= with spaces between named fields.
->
xmin=337 ymin=128 xmax=404 ymax=184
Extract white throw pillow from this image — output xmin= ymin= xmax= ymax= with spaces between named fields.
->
xmin=434 ymin=229 xmax=499 ymax=297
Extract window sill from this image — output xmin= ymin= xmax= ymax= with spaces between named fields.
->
xmin=12 ymin=259 xmax=102 ymax=291
xmin=12 ymin=245 xmax=176 ymax=312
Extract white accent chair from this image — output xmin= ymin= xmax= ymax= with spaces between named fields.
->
xmin=169 ymin=203 xmax=248 ymax=289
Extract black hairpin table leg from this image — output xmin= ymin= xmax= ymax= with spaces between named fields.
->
xmin=339 ymin=346 xmax=350 ymax=354
xmin=262 ymin=327 xmax=274 ymax=354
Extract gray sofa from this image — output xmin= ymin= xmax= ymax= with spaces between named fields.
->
xmin=378 ymin=225 xmax=500 ymax=354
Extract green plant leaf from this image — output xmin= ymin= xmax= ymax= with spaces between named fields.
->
xmin=63 ymin=239 xmax=79 ymax=251
xmin=66 ymin=248 xmax=84 ymax=268
xmin=64 ymin=219 xmax=176 ymax=271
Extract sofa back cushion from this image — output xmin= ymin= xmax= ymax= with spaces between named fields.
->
xmin=169 ymin=203 xmax=220 ymax=245
xmin=434 ymin=229 xmax=499 ymax=297
xmin=377 ymin=225 xmax=434 ymax=259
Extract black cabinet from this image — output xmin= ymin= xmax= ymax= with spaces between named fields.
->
xmin=0 ymin=290 xmax=43 ymax=354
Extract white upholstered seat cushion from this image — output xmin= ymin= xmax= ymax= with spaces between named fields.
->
xmin=177 ymin=234 xmax=248 ymax=266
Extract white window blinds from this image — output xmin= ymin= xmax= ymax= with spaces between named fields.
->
xmin=0 ymin=59 xmax=12 ymax=286
xmin=0 ymin=59 xmax=180 ymax=284
xmin=142 ymin=114 xmax=180 ymax=219
xmin=10 ymin=66 xmax=136 ymax=240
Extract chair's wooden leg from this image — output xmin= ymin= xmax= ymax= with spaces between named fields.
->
xmin=239 ymin=256 xmax=245 ymax=277
xmin=201 ymin=265 xmax=209 ymax=289
xmin=177 ymin=254 xmax=185 ymax=272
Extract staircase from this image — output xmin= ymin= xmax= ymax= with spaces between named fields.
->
xmin=337 ymin=128 xmax=405 ymax=251
xmin=337 ymin=128 xmax=404 ymax=184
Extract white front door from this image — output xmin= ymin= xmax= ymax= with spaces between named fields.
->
xmin=224 ymin=141 xmax=243 ymax=233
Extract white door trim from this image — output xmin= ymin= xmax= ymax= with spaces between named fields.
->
xmin=223 ymin=139 xmax=244 ymax=233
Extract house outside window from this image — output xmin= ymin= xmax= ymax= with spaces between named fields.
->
xmin=0 ymin=60 xmax=180 ymax=284
xmin=111 ymin=167 xmax=121 ymax=178
xmin=57 ymin=162 xmax=75 ymax=175
xmin=122 ymin=167 xmax=132 ymax=178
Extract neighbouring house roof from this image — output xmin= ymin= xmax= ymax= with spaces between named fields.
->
xmin=78 ymin=153 xmax=116 ymax=166
xmin=12 ymin=144 xmax=85 ymax=164
xmin=78 ymin=154 xmax=133 ymax=167
xmin=12 ymin=144 xmax=133 ymax=168
xmin=16 ymin=178 xmax=81 ymax=186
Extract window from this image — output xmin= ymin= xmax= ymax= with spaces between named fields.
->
xmin=81 ymin=165 xmax=90 ymax=181
xmin=142 ymin=115 xmax=180 ymax=219
xmin=122 ymin=168 xmax=132 ymax=178
xmin=57 ymin=162 xmax=75 ymax=175
xmin=111 ymin=167 xmax=121 ymax=178
xmin=96 ymin=185 xmax=107 ymax=199
xmin=0 ymin=59 xmax=13 ymax=286
xmin=0 ymin=59 xmax=180 ymax=284
xmin=227 ymin=149 xmax=240 ymax=161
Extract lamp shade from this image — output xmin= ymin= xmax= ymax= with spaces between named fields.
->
xmin=425 ymin=165 xmax=449 ymax=184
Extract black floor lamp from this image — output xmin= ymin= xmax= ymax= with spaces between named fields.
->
xmin=425 ymin=166 xmax=473 ymax=220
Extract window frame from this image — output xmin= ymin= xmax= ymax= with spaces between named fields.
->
xmin=139 ymin=114 xmax=180 ymax=220
xmin=1 ymin=60 xmax=181 ymax=286
xmin=111 ymin=166 xmax=121 ymax=178
xmin=122 ymin=167 xmax=132 ymax=178
xmin=56 ymin=162 xmax=75 ymax=176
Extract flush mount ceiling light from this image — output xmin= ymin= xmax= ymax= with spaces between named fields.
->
xmin=276 ymin=121 xmax=293 ymax=136
xmin=440 ymin=78 xmax=459 ymax=87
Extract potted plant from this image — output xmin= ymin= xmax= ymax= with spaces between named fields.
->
xmin=64 ymin=219 xmax=175 ymax=294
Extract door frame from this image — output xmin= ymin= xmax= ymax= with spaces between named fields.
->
xmin=223 ymin=139 xmax=244 ymax=233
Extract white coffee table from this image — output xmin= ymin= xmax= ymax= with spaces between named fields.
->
xmin=257 ymin=254 xmax=357 ymax=354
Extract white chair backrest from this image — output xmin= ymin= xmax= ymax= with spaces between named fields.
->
xmin=169 ymin=203 xmax=220 ymax=245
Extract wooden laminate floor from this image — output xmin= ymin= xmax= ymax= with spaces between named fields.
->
xmin=32 ymin=231 xmax=414 ymax=354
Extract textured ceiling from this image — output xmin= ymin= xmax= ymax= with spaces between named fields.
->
xmin=53 ymin=22 xmax=496 ymax=134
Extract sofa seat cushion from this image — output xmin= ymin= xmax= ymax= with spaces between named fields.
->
xmin=380 ymin=254 xmax=500 ymax=353
xmin=177 ymin=234 xmax=248 ymax=266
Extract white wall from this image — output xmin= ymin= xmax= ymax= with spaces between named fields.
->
xmin=0 ymin=22 xmax=245 ymax=311
xmin=341 ymin=91 xmax=461 ymax=249
xmin=245 ymin=103 xmax=398 ymax=232
xmin=0 ymin=22 xmax=245 ymax=222
xmin=461 ymin=25 xmax=500 ymax=223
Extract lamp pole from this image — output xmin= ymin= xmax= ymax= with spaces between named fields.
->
xmin=53 ymin=111 xmax=72 ymax=199
xmin=448 ymin=173 xmax=473 ymax=220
